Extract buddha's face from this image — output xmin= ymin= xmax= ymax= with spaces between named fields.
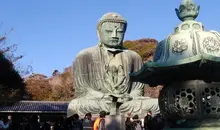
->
xmin=99 ymin=22 xmax=126 ymax=48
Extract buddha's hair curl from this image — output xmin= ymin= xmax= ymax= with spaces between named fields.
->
xmin=97 ymin=19 xmax=127 ymax=33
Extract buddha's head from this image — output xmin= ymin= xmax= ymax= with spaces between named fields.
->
xmin=97 ymin=12 xmax=127 ymax=49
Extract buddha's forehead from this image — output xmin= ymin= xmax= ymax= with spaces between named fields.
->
xmin=97 ymin=12 xmax=127 ymax=31
xmin=101 ymin=22 xmax=125 ymax=29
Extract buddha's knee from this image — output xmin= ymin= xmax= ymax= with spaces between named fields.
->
xmin=141 ymin=98 xmax=160 ymax=115
xmin=119 ymin=98 xmax=160 ymax=115
xmin=119 ymin=100 xmax=142 ymax=114
xmin=67 ymin=98 xmax=110 ymax=117
xmin=67 ymin=98 xmax=81 ymax=118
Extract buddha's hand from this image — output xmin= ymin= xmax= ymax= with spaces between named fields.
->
xmin=113 ymin=77 xmax=127 ymax=89
xmin=102 ymin=93 xmax=113 ymax=101
xmin=123 ymin=94 xmax=133 ymax=102
xmin=113 ymin=83 xmax=126 ymax=90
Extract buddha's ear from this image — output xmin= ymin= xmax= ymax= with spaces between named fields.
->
xmin=97 ymin=30 xmax=100 ymax=40
xmin=97 ymin=30 xmax=102 ymax=46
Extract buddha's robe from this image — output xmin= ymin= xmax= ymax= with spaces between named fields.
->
xmin=67 ymin=45 xmax=159 ymax=117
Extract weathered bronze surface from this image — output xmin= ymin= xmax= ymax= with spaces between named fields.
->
xmin=67 ymin=12 xmax=159 ymax=117
xmin=130 ymin=0 xmax=220 ymax=129
xmin=130 ymin=0 xmax=220 ymax=86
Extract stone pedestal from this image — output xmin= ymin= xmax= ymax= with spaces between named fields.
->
xmin=105 ymin=115 xmax=125 ymax=130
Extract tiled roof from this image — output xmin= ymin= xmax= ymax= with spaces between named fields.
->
xmin=0 ymin=101 xmax=69 ymax=113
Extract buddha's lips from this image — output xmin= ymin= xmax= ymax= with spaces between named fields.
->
xmin=110 ymin=39 xmax=119 ymax=42
xmin=110 ymin=40 xmax=118 ymax=42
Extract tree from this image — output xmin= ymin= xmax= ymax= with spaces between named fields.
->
xmin=49 ymin=67 xmax=74 ymax=101
xmin=25 ymin=74 xmax=52 ymax=100
xmin=123 ymin=38 xmax=157 ymax=62
xmin=0 ymin=53 xmax=25 ymax=105
xmin=123 ymin=38 xmax=163 ymax=98
xmin=0 ymin=28 xmax=32 ymax=76
xmin=25 ymin=68 xmax=74 ymax=101
xmin=0 ymin=28 xmax=29 ymax=104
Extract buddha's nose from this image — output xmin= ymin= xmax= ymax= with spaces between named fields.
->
xmin=111 ymin=30 xmax=118 ymax=38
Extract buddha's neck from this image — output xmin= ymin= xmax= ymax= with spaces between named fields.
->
xmin=101 ymin=46 xmax=122 ymax=57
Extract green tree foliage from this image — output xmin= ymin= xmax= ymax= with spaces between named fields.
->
xmin=0 ymin=29 xmax=32 ymax=76
xmin=0 ymin=29 xmax=26 ymax=104
xmin=0 ymin=53 xmax=25 ymax=105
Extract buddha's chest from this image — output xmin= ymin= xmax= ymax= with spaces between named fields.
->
xmin=87 ymin=53 xmax=130 ymax=74
xmin=107 ymin=54 xmax=123 ymax=68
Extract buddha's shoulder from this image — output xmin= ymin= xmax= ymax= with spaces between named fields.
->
xmin=123 ymin=49 xmax=141 ymax=58
xmin=76 ymin=46 xmax=99 ymax=57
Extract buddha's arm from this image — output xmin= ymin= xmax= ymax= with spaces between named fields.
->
xmin=129 ymin=82 xmax=144 ymax=97
xmin=73 ymin=53 xmax=106 ymax=99
xmin=74 ymin=74 xmax=106 ymax=99
xmin=129 ymin=52 xmax=145 ymax=97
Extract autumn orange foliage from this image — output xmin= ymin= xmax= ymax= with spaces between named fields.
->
xmin=123 ymin=38 xmax=162 ymax=98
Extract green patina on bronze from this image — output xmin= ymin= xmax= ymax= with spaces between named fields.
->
xmin=175 ymin=0 xmax=200 ymax=21
xmin=130 ymin=0 xmax=220 ymax=129
xmin=67 ymin=12 xmax=159 ymax=117
xmin=131 ymin=0 xmax=220 ymax=76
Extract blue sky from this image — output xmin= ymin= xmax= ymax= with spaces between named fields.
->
xmin=0 ymin=0 xmax=219 ymax=77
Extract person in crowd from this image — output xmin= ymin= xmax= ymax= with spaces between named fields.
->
xmin=144 ymin=111 xmax=153 ymax=130
xmin=125 ymin=117 xmax=133 ymax=130
xmin=24 ymin=116 xmax=32 ymax=130
xmin=150 ymin=113 xmax=165 ymax=130
xmin=30 ymin=115 xmax=40 ymax=130
xmin=41 ymin=120 xmax=51 ymax=130
xmin=131 ymin=115 xmax=142 ymax=130
xmin=24 ymin=122 xmax=32 ymax=130
xmin=54 ymin=119 xmax=64 ymax=130
xmin=6 ymin=115 xmax=12 ymax=130
xmin=64 ymin=117 xmax=73 ymax=130
xmin=93 ymin=111 xmax=106 ymax=130
xmin=82 ymin=113 xmax=93 ymax=130
xmin=125 ymin=113 xmax=133 ymax=130
xmin=0 ymin=116 xmax=11 ymax=130
xmin=71 ymin=114 xmax=83 ymax=130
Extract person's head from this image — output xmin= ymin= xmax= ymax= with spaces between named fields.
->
xmin=106 ymin=112 xmax=110 ymax=115
xmin=85 ymin=113 xmax=92 ymax=120
xmin=73 ymin=114 xmax=80 ymax=120
xmin=151 ymin=114 xmax=165 ymax=130
xmin=97 ymin=12 xmax=127 ymax=49
xmin=132 ymin=115 xmax=139 ymax=120
xmin=147 ymin=111 xmax=152 ymax=116
xmin=99 ymin=111 xmax=107 ymax=118
xmin=32 ymin=115 xmax=39 ymax=122
xmin=8 ymin=115 xmax=11 ymax=120
xmin=127 ymin=112 xmax=131 ymax=117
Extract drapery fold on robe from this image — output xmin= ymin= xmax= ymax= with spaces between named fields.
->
xmin=73 ymin=45 xmax=144 ymax=99
xmin=67 ymin=45 xmax=160 ymax=117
